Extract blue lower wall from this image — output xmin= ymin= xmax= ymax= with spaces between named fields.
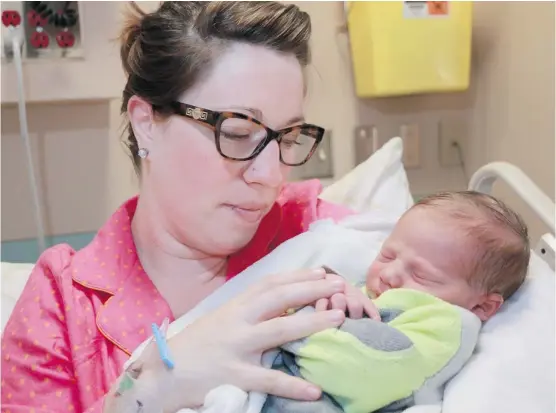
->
xmin=1 ymin=232 xmax=96 ymax=263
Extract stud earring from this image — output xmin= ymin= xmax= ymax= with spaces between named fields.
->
xmin=137 ymin=148 xmax=149 ymax=159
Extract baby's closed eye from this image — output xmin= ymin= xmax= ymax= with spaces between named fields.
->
xmin=379 ymin=249 xmax=396 ymax=261
xmin=412 ymin=271 xmax=443 ymax=284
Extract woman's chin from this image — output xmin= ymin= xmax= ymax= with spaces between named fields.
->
xmin=209 ymin=224 xmax=258 ymax=255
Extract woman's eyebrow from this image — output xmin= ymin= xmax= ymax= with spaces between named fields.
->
xmin=225 ymin=106 xmax=263 ymax=119
xmin=225 ymin=106 xmax=305 ymax=127
xmin=286 ymin=115 xmax=305 ymax=125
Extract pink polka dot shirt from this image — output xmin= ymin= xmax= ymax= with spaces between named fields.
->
xmin=1 ymin=180 xmax=352 ymax=413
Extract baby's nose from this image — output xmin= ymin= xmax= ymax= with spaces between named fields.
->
xmin=381 ymin=269 xmax=403 ymax=289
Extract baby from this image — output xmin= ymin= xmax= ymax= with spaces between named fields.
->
xmin=263 ymin=190 xmax=530 ymax=413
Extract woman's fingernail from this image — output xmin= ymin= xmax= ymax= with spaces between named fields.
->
xmin=305 ymin=385 xmax=321 ymax=400
xmin=331 ymin=279 xmax=345 ymax=290
xmin=311 ymin=268 xmax=326 ymax=276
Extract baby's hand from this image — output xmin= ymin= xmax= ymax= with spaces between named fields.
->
xmin=315 ymin=275 xmax=381 ymax=320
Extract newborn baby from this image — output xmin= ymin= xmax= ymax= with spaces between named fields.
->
xmin=264 ymin=190 xmax=530 ymax=413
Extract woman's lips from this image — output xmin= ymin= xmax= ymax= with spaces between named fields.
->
xmin=229 ymin=205 xmax=265 ymax=223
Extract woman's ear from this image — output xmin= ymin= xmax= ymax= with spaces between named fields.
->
xmin=127 ymin=95 xmax=155 ymax=152
xmin=472 ymin=293 xmax=504 ymax=322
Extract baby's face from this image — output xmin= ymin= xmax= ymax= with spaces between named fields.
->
xmin=366 ymin=207 xmax=482 ymax=311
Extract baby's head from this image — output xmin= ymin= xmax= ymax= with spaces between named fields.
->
xmin=366 ymin=191 xmax=530 ymax=321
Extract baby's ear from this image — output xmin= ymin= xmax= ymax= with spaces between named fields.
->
xmin=472 ymin=293 xmax=504 ymax=321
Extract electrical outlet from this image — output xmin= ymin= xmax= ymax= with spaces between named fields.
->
xmin=438 ymin=119 xmax=467 ymax=167
xmin=439 ymin=135 xmax=461 ymax=167
xmin=400 ymin=123 xmax=420 ymax=168
xmin=354 ymin=125 xmax=379 ymax=165
xmin=1 ymin=2 xmax=24 ymax=60
xmin=1 ymin=1 xmax=83 ymax=61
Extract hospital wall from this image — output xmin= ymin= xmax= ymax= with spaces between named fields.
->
xmin=354 ymin=1 xmax=555 ymax=241
xmin=467 ymin=2 xmax=555 ymax=245
xmin=1 ymin=1 xmax=554 ymax=262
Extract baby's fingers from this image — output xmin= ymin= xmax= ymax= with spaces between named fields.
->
xmin=363 ymin=301 xmax=381 ymax=321
xmin=330 ymin=293 xmax=347 ymax=313
xmin=346 ymin=297 xmax=364 ymax=319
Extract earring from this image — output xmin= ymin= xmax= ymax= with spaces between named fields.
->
xmin=138 ymin=148 xmax=149 ymax=159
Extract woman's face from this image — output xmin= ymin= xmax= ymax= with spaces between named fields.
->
xmin=131 ymin=43 xmax=306 ymax=256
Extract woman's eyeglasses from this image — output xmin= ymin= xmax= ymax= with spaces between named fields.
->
xmin=155 ymin=101 xmax=325 ymax=167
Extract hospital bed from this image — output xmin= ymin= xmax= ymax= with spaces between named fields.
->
xmin=1 ymin=137 xmax=554 ymax=413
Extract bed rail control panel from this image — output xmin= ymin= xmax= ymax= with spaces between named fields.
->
xmin=290 ymin=130 xmax=334 ymax=181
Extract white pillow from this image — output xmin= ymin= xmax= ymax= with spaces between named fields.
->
xmin=319 ymin=137 xmax=414 ymax=216
xmin=1 ymin=262 xmax=35 ymax=331
xmin=441 ymin=252 xmax=556 ymax=413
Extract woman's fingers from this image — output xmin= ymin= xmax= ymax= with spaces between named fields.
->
xmin=240 ymin=268 xmax=327 ymax=299
xmin=251 ymin=277 xmax=345 ymax=321
xmin=243 ymin=367 xmax=322 ymax=402
xmin=254 ymin=308 xmax=345 ymax=350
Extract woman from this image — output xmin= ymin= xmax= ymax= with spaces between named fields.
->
xmin=1 ymin=2 xmax=354 ymax=412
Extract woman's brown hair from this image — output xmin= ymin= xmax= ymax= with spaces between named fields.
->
xmin=119 ymin=1 xmax=312 ymax=174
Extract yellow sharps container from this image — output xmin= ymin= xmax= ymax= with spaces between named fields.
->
xmin=347 ymin=1 xmax=473 ymax=97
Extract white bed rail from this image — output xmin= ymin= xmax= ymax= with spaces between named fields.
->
xmin=469 ymin=161 xmax=555 ymax=270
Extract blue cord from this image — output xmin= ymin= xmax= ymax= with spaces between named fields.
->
xmin=151 ymin=323 xmax=175 ymax=370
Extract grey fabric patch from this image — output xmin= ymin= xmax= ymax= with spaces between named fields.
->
xmin=281 ymin=351 xmax=302 ymax=378
xmin=339 ymin=317 xmax=413 ymax=352
xmin=379 ymin=308 xmax=404 ymax=323
xmin=263 ymin=352 xmax=344 ymax=413
xmin=263 ymin=392 xmax=344 ymax=413
xmin=376 ymin=394 xmax=415 ymax=413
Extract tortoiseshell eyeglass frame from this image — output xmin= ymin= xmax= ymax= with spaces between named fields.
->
xmin=155 ymin=101 xmax=325 ymax=166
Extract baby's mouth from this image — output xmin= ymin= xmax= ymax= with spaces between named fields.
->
xmin=367 ymin=285 xmax=379 ymax=299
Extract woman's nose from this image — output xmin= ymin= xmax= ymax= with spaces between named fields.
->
xmin=243 ymin=140 xmax=284 ymax=188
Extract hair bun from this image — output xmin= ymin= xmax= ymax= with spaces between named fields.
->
xmin=119 ymin=2 xmax=146 ymax=76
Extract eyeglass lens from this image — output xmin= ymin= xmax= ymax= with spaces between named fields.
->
xmin=218 ymin=117 xmax=317 ymax=165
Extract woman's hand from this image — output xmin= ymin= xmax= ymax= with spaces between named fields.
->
xmin=136 ymin=268 xmax=346 ymax=412
xmin=315 ymin=274 xmax=381 ymax=321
